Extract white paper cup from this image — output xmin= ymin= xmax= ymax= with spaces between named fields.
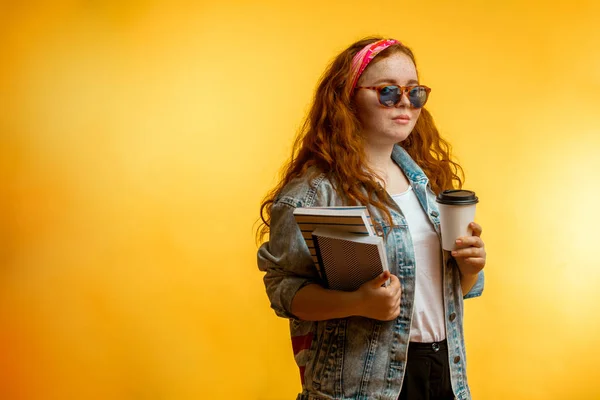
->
xmin=436 ymin=190 xmax=479 ymax=251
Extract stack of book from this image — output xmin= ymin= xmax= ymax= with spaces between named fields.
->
xmin=293 ymin=206 xmax=389 ymax=291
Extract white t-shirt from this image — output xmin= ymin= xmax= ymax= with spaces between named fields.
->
xmin=391 ymin=186 xmax=446 ymax=343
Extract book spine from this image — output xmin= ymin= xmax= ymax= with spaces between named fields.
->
xmin=311 ymin=234 xmax=330 ymax=289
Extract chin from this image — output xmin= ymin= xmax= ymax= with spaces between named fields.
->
xmin=365 ymin=127 xmax=414 ymax=146
xmin=389 ymin=130 xmax=412 ymax=143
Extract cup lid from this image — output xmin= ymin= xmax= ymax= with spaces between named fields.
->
xmin=436 ymin=189 xmax=479 ymax=205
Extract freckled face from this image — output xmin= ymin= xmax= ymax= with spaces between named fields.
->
xmin=354 ymin=52 xmax=422 ymax=146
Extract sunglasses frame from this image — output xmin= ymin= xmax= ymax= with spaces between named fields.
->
xmin=355 ymin=85 xmax=432 ymax=108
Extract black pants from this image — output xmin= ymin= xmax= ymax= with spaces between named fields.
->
xmin=398 ymin=340 xmax=455 ymax=400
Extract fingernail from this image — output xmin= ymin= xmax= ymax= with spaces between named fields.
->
xmin=451 ymin=251 xmax=457 ymax=256
xmin=456 ymin=239 xmax=462 ymax=245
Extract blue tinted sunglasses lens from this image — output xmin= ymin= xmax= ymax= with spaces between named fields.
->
xmin=378 ymin=86 xmax=401 ymax=107
xmin=408 ymin=86 xmax=428 ymax=108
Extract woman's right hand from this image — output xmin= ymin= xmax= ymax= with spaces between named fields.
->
xmin=356 ymin=271 xmax=401 ymax=321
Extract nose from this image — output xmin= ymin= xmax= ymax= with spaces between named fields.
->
xmin=396 ymin=89 xmax=411 ymax=108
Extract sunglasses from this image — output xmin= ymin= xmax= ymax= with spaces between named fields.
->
xmin=355 ymin=85 xmax=431 ymax=108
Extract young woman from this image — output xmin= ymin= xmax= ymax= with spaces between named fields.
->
xmin=256 ymin=37 xmax=486 ymax=400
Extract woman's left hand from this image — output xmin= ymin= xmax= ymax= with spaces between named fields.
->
xmin=451 ymin=222 xmax=486 ymax=277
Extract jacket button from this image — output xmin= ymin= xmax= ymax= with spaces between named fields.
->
xmin=454 ymin=356 xmax=461 ymax=363
xmin=430 ymin=210 xmax=439 ymax=217
xmin=449 ymin=313 xmax=456 ymax=322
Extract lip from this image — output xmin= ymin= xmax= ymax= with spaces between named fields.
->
xmin=392 ymin=115 xmax=411 ymax=124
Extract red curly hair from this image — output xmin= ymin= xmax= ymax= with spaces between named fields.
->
xmin=257 ymin=37 xmax=463 ymax=242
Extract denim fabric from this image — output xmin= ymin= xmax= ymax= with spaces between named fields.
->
xmin=257 ymin=145 xmax=484 ymax=400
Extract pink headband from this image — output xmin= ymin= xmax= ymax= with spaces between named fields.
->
xmin=348 ymin=39 xmax=400 ymax=91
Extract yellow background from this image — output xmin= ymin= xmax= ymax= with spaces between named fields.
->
xmin=2 ymin=0 xmax=599 ymax=399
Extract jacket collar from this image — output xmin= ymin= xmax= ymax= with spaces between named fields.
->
xmin=391 ymin=144 xmax=429 ymax=186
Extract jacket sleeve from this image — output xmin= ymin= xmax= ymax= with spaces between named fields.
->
xmin=257 ymin=200 xmax=321 ymax=320
xmin=463 ymin=270 xmax=484 ymax=299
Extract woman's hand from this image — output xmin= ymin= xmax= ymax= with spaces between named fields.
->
xmin=452 ymin=222 xmax=486 ymax=277
xmin=356 ymin=271 xmax=401 ymax=321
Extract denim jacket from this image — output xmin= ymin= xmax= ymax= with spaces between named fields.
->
xmin=257 ymin=145 xmax=484 ymax=400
